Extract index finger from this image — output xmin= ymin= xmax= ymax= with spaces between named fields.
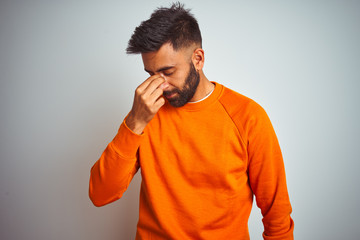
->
xmin=137 ymin=74 xmax=165 ymax=93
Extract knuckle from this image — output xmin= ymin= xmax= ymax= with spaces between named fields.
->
xmin=142 ymin=98 xmax=148 ymax=105
xmin=135 ymin=87 xmax=142 ymax=95
xmin=159 ymin=99 xmax=165 ymax=106
xmin=140 ymin=95 xmax=147 ymax=102
xmin=145 ymin=99 xmax=153 ymax=107
xmin=150 ymin=107 xmax=158 ymax=114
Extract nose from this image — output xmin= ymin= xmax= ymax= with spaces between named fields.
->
xmin=159 ymin=81 xmax=169 ymax=90
xmin=159 ymin=72 xmax=166 ymax=79
xmin=159 ymin=73 xmax=169 ymax=90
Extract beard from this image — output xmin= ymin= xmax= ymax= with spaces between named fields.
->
xmin=163 ymin=63 xmax=200 ymax=107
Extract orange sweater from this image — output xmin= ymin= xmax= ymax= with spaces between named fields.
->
xmin=89 ymin=82 xmax=294 ymax=239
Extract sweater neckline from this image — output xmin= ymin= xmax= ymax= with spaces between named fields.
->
xmin=188 ymin=86 xmax=215 ymax=103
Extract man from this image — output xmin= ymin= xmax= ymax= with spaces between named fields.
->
xmin=89 ymin=3 xmax=294 ymax=240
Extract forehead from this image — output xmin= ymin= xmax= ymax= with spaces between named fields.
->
xmin=141 ymin=43 xmax=189 ymax=72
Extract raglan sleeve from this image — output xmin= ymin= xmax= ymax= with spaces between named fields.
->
xmin=89 ymin=118 xmax=143 ymax=207
xmin=246 ymin=102 xmax=294 ymax=240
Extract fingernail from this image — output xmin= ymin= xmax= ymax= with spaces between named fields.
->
xmin=160 ymin=82 xmax=169 ymax=90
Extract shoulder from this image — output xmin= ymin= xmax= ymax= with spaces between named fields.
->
xmin=217 ymin=84 xmax=272 ymax=143
xmin=218 ymin=84 xmax=266 ymax=119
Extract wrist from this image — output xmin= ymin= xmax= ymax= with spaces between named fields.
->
xmin=125 ymin=112 xmax=147 ymax=135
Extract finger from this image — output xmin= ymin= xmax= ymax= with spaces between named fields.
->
xmin=158 ymin=81 xmax=170 ymax=90
xmin=149 ymin=87 xmax=164 ymax=103
xmin=143 ymin=76 xmax=166 ymax=97
xmin=137 ymin=75 xmax=163 ymax=93
xmin=154 ymin=96 xmax=166 ymax=109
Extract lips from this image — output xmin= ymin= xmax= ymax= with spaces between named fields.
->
xmin=163 ymin=90 xmax=177 ymax=99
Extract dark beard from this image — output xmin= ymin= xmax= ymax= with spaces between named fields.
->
xmin=163 ymin=63 xmax=200 ymax=107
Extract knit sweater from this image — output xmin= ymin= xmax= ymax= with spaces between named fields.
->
xmin=89 ymin=82 xmax=294 ymax=239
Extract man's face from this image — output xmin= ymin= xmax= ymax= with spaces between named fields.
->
xmin=162 ymin=62 xmax=200 ymax=107
xmin=142 ymin=43 xmax=200 ymax=107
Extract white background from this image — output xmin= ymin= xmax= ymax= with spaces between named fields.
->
xmin=1 ymin=0 xmax=359 ymax=239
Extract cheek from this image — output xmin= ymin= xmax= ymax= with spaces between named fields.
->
xmin=168 ymin=73 xmax=187 ymax=87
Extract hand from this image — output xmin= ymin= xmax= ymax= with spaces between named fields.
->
xmin=126 ymin=75 xmax=169 ymax=134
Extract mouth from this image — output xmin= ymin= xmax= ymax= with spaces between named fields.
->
xmin=163 ymin=91 xmax=177 ymax=99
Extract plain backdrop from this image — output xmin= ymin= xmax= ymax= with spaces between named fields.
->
xmin=1 ymin=0 xmax=359 ymax=239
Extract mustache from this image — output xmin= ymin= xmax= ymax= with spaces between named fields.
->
xmin=163 ymin=89 xmax=180 ymax=97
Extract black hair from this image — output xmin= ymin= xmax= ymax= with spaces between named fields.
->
xmin=126 ymin=2 xmax=202 ymax=54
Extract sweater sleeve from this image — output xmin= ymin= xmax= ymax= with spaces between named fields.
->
xmin=89 ymin=118 xmax=143 ymax=207
xmin=247 ymin=102 xmax=294 ymax=240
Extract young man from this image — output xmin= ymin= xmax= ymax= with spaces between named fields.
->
xmin=89 ymin=3 xmax=294 ymax=239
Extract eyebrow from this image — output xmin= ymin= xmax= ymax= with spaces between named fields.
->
xmin=144 ymin=66 xmax=175 ymax=74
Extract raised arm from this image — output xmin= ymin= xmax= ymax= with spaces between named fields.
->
xmin=89 ymin=75 xmax=168 ymax=206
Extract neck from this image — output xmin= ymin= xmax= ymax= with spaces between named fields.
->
xmin=190 ymin=71 xmax=214 ymax=102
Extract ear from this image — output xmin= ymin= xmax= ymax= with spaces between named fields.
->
xmin=191 ymin=48 xmax=205 ymax=71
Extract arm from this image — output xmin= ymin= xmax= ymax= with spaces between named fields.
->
xmin=89 ymin=75 xmax=168 ymax=207
xmin=89 ymin=120 xmax=142 ymax=207
xmin=247 ymin=102 xmax=294 ymax=239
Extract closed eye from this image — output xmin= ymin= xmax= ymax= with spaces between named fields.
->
xmin=144 ymin=66 xmax=175 ymax=76
xmin=163 ymin=72 xmax=174 ymax=76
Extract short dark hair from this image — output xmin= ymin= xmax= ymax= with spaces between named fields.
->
xmin=126 ymin=2 xmax=202 ymax=54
